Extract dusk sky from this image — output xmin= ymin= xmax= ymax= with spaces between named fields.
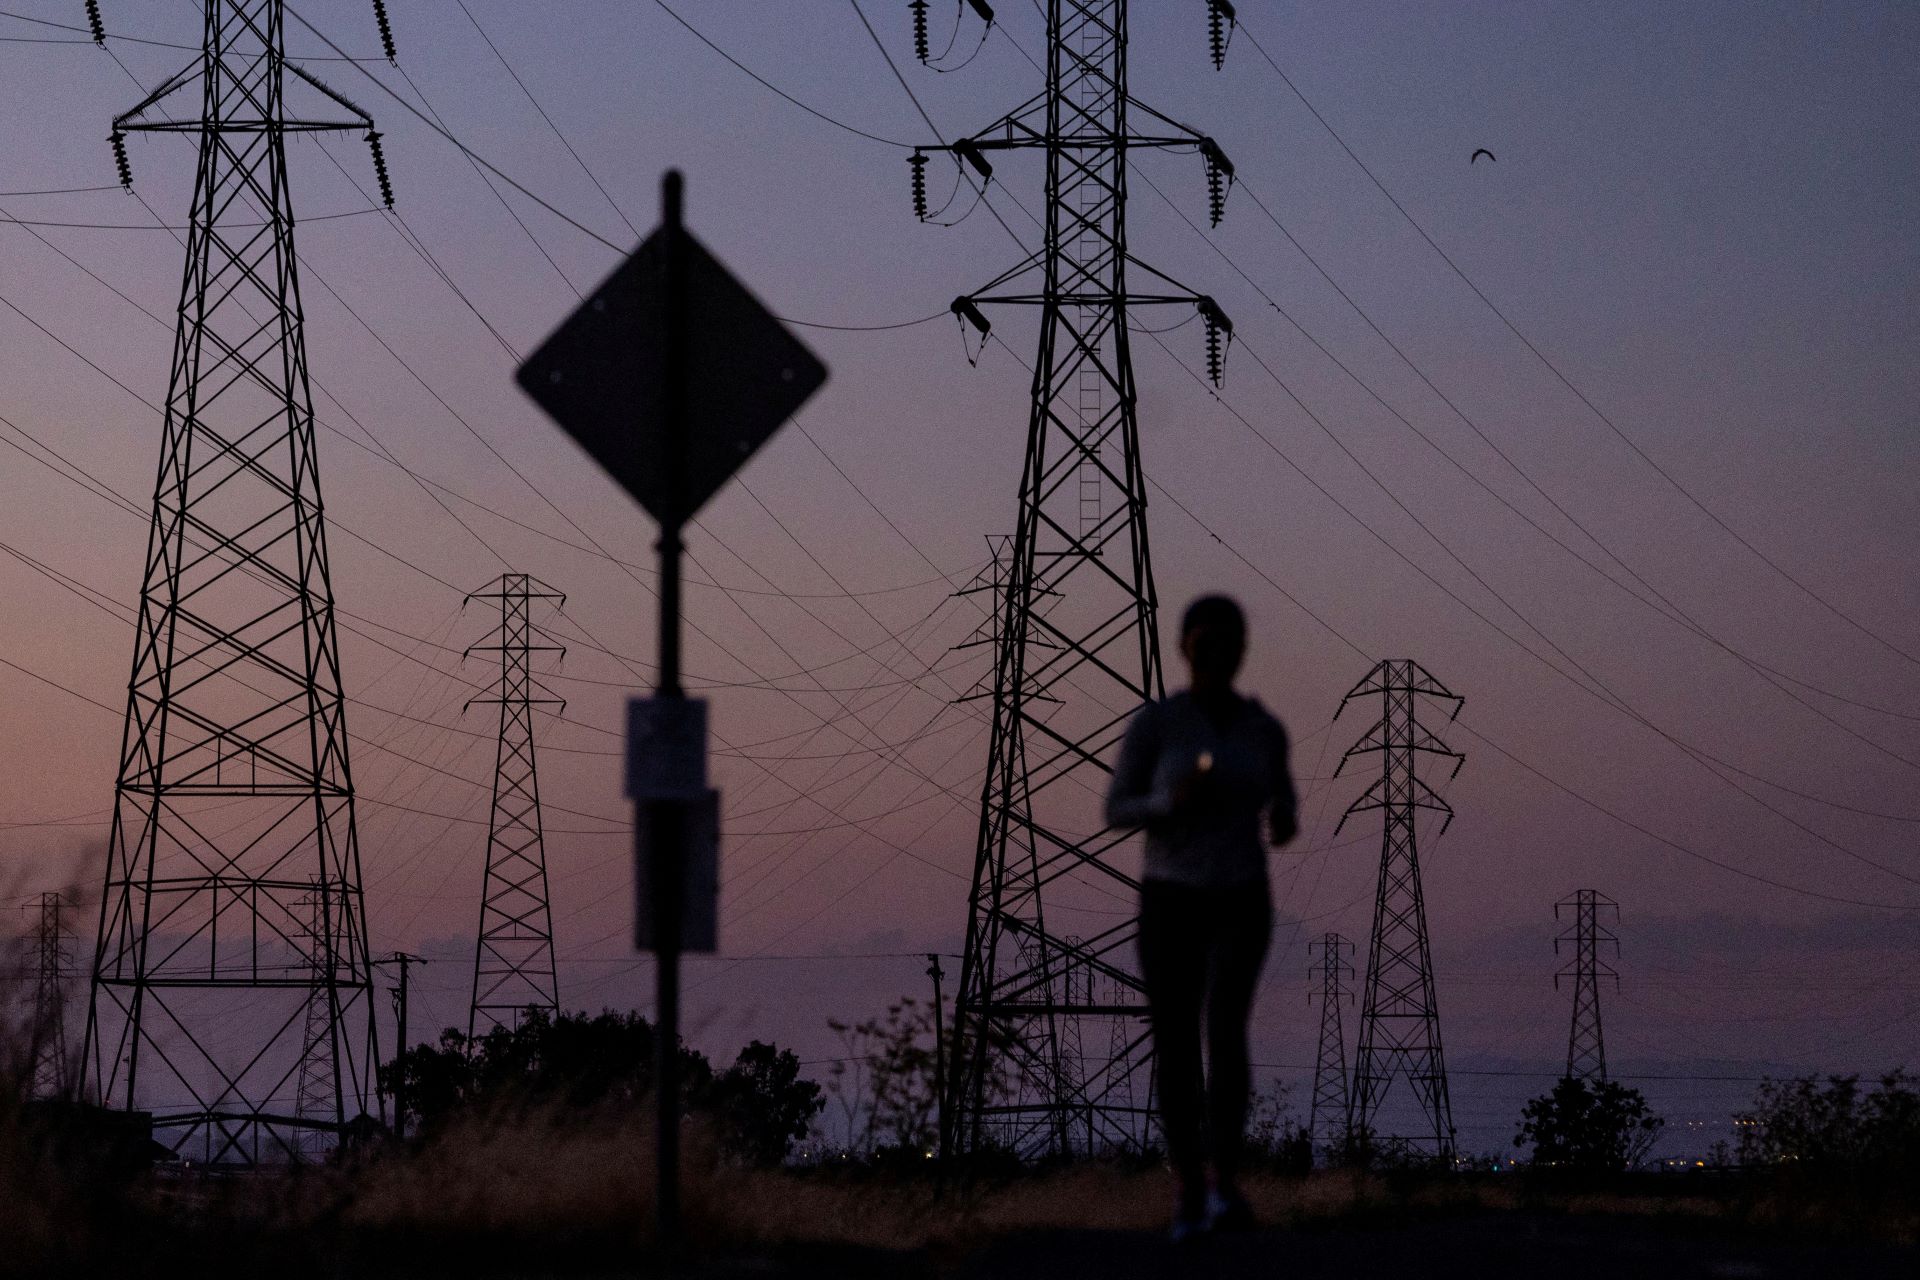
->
xmin=2 ymin=1 xmax=1916 ymax=1155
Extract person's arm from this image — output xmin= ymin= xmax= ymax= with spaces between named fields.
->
xmin=1105 ymin=703 xmax=1169 ymax=828
xmin=1268 ymin=717 xmax=1299 ymax=846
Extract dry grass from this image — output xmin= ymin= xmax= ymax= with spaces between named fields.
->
xmin=5 ymin=1100 xmax=1917 ymax=1276
xmin=326 ymin=1107 xmax=1419 ymax=1255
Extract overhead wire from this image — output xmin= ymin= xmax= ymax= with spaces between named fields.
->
xmin=1119 ymin=172 xmax=1920 ymax=879
xmin=20 ymin=3 xmax=1909 ymax=967
xmin=319 ymin=10 xmax=1064 ymax=937
xmin=81 ymin=34 xmax=991 ymax=862
xmin=1233 ymin=16 xmax=1920 ymax=674
xmin=1168 ymin=168 xmax=1920 ymax=730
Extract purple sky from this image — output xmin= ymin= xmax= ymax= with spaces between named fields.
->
xmin=2 ymin=1 xmax=1917 ymax=1154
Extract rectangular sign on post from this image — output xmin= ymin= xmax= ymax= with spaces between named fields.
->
xmin=626 ymin=696 xmax=709 ymax=798
xmin=515 ymin=171 xmax=826 ymax=1255
xmin=633 ymin=789 xmax=719 ymax=954
xmin=627 ymin=696 xmax=718 ymax=954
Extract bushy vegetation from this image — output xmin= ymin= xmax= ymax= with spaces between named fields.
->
xmin=380 ymin=1008 xmax=823 ymax=1166
xmin=1514 ymin=1077 xmax=1663 ymax=1172
xmin=824 ymin=997 xmax=943 ymax=1159
xmin=1734 ymin=1071 xmax=1920 ymax=1177
xmin=823 ymin=996 xmax=1017 ymax=1165
xmin=1243 ymin=1079 xmax=1313 ymax=1174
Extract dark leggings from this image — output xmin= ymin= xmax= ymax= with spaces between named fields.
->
xmin=1138 ymin=879 xmax=1273 ymax=1203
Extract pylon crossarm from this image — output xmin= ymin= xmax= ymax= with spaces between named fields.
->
xmin=113 ymin=64 xmax=203 ymax=131
xmin=282 ymin=62 xmax=374 ymax=129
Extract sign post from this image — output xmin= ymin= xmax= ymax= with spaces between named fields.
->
xmin=515 ymin=170 xmax=826 ymax=1255
xmin=651 ymin=169 xmax=689 ymax=1251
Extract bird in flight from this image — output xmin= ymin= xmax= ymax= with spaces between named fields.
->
xmin=1470 ymin=148 xmax=1496 ymax=164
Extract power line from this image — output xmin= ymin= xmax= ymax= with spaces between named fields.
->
xmin=651 ymin=0 xmax=914 ymax=150
xmin=1233 ymin=16 xmax=1920 ymax=674
xmin=1128 ymin=311 xmax=1920 ymax=893
xmin=1153 ymin=166 xmax=1920 ymax=732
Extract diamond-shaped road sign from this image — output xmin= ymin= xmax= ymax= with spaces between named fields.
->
xmin=516 ymin=217 xmax=827 ymax=529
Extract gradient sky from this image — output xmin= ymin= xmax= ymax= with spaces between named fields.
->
xmin=1 ymin=1 xmax=1917 ymax=1155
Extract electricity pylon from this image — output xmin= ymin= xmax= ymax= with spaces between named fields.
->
xmin=82 ymin=1 xmax=393 ymax=1165
xmin=1555 ymin=890 xmax=1619 ymax=1083
xmin=28 ymin=892 xmax=74 ymax=1100
xmin=464 ymin=574 xmax=565 ymax=1038
xmin=911 ymin=0 xmax=1238 ymax=1161
xmin=1334 ymin=660 xmax=1463 ymax=1161
xmin=293 ymin=880 xmax=336 ymax=1162
xmin=1307 ymin=931 xmax=1353 ymax=1158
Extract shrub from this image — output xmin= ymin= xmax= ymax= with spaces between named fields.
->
xmin=380 ymin=1009 xmax=822 ymax=1166
xmin=1734 ymin=1070 xmax=1920 ymax=1177
xmin=1515 ymin=1077 xmax=1662 ymax=1172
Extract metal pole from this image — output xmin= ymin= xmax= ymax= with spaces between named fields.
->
xmin=376 ymin=951 xmax=425 ymax=1141
xmin=928 ymin=953 xmax=947 ymax=1171
xmin=651 ymin=167 xmax=689 ymax=1256
xmin=395 ymin=958 xmax=411 ymax=1140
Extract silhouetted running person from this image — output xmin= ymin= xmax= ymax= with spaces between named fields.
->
xmin=1106 ymin=595 xmax=1298 ymax=1241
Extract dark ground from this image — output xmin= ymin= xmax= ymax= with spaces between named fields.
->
xmin=683 ymin=1212 xmax=1918 ymax=1280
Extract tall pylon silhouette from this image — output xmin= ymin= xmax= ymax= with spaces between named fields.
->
xmin=465 ymin=574 xmax=565 ymax=1038
xmin=1334 ymin=660 xmax=1463 ymax=1161
xmin=1555 ymin=890 xmax=1619 ymax=1083
xmin=28 ymin=892 xmax=74 ymax=1101
xmin=82 ymin=0 xmax=393 ymax=1165
xmin=909 ymin=0 xmax=1238 ymax=1160
xmin=1308 ymin=931 xmax=1353 ymax=1158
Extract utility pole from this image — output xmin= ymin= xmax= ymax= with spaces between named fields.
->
xmin=912 ymin=0 xmax=1239 ymax=1164
xmin=82 ymin=0 xmax=393 ymax=1166
xmin=1555 ymin=890 xmax=1619 ymax=1083
xmin=1307 ymin=931 xmax=1353 ymax=1161
xmin=374 ymin=951 xmax=426 ymax=1139
xmin=927 ymin=951 xmax=947 ymax=1150
xmin=1334 ymin=660 xmax=1464 ymax=1162
xmin=464 ymin=574 xmax=565 ymax=1039
xmin=28 ymin=892 xmax=74 ymax=1101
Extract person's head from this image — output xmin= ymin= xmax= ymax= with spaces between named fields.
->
xmin=1179 ymin=594 xmax=1247 ymax=692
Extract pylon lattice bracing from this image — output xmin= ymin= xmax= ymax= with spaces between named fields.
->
xmin=465 ymin=574 xmax=565 ymax=1038
xmin=1335 ymin=660 xmax=1463 ymax=1161
xmin=29 ymin=892 xmax=75 ymax=1101
xmin=1307 ymin=930 xmax=1352 ymax=1158
xmin=82 ymin=1 xmax=392 ymax=1166
xmin=913 ymin=0 xmax=1236 ymax=1161
xmin=1555 ymin=890 xmax=1619 ymax=1083
xmin=293 ymin=880 xmax=338 ymax=1162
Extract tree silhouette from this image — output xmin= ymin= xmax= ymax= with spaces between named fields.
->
xmin=1515 ymin=1077 xmax=1662 ymax=1172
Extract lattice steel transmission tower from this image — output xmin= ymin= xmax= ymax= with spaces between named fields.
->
xmin=28 ymin=892 xmax=75 ymax=1101
xmin=1334 ymin=660 xmax=1463 ymax=1161
xmin=910 ymin=0 xmax=1237 ymax=1161
xmin=1555 ymin=890 xmax=1618 ymax=1083
xmin=465 ymin=574 xmax=565 ymax=1038
xmin=82 ymin=1 xmax=394 ymax=1165
xmin=1307 ymin=931 xmax=1352 ymax=1157
xmin=292 ymin=880 xmax=337 ymax=1161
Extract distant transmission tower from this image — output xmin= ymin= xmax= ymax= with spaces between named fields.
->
xmin=1555 ymin=890 xmax=1619 ymax=1083
xmin=912 ymin=0 xmax=1238 ymax=1161
xmin=28 ymin=892 xmax=74 ymax=1101
xmin=1307 ymin=931 xmax=1353 ymax=1157
xmin=83 ymin=1 xmax=394 ymax=1164
xmin=293 ymin=880 xmax=336 ymax=1162
xmin=465 ymin=574 xmax=565 ymax=1038
xmin=1335 ymin=660 xmax=1463 ymax=1161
